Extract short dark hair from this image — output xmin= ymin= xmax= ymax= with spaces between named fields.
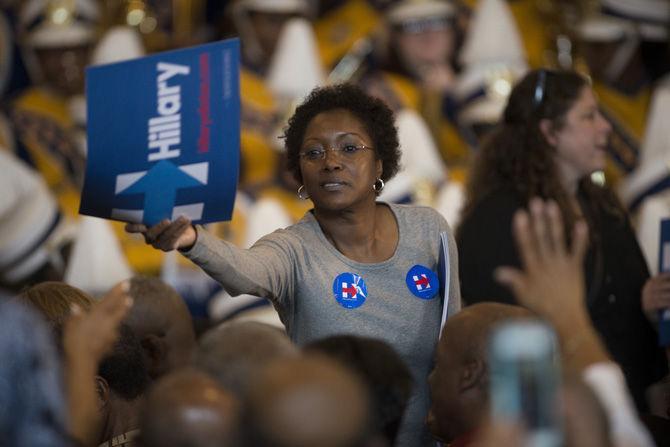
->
xmin=98 ymin=324 xmax=150 ymax=400
xmin=283 ymin=83 xmax=401 ymax=185
xmin=305 ymin=335 xmax=413 ymax=444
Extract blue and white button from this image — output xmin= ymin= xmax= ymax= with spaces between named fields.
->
xmin=405 ymin=265 xmax=439 ymax=300
xmin=333 ymin=272 xmax=368 ymax=309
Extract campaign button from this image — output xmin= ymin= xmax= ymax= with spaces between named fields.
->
xmin=333 ymin=272 xmax=367 ymax=309
xmin=405 ymin=265 xmax=439 ymax=300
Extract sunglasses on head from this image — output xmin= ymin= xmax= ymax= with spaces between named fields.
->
xmin=533 ymin=69 xmax=549 ymax=109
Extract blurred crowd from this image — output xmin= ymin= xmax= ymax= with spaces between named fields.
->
xmin=1 ymin=0 xmax=670 ymax=446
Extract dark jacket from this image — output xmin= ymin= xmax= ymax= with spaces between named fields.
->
xmin=457 ymin=186 xmax=667 ymax=412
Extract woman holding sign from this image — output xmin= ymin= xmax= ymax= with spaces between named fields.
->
xmin=457 ymin=69 xmax=667 ymax=412
xmin=127 ymin=83 xmax=461 ymax=447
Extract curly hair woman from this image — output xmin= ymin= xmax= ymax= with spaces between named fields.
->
xmin=457 ymin=69 xmax=666 ymax=411
xmin=127 ymin=83 xmax=461 ymax=447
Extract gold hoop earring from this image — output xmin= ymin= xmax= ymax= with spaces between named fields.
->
xmin=373 ymin=178 xmax=385 ymax=192
xmin=297 ymin=185 xmax=309 ymax=200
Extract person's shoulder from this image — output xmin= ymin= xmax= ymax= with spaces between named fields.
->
xmin=389 ymin=202 xmax=443 ymax=219
xmin=388 ymin=202 xmax=450 ymax=232
xmin=257 ymin=210 xmax=318 ymax=244
xmin=292 ymin=209 xmax=319 ymax=231
xmin=456 ymin=188 xmax=524 ymax=242
xmin=462 ymin=188 xmax=524 ymax=223
xmin=477 ymin=187 xmax=524 ymax=209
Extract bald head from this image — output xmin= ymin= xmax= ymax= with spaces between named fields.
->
xmin=442 ymin=303 xmax=533 ymax=366
xmin=428 ymin=303 xmax=533 ymax=442
xmin=194 ymin=321 xmax=298 ymax=398
xmin=138 ymin=369 xmax=240 ymax=447
xmin=116 ymin=276 xmax=195 ymax=379
xmin=244 ymin=354 xmax=373 ymax=447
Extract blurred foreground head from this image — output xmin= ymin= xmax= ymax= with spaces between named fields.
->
xmin=121 ymin=276 xmax=196 ymax=380
xmin=138 ymin=369 xmax=240 ymax=447
xmin=305 ymin=335 xmax=413 ymax=445
xmin=242 ymin=354 xmax=377 ymax=447
xmin=194 ymin=320 xmax=298 ymax=398
xmin=0 ymin=299 xmax=67 ymax=447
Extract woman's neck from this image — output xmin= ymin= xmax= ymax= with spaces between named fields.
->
xmin=557 ymin=172 xmax=577 ymax=197
xmin=555 ymin=159 xmax=583 ymax=197
xmin=314 ymin=201 xmax=398 ymax=263
xmin=556 ymin=171 xmax=586 ymax=219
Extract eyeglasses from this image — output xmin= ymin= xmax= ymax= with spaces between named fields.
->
xmin=396 ymin=17 xmax=450 ymax=34
xmin=299 ymin=143 xmax=373 ymax=162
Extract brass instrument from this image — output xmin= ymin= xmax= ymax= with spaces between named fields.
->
xmin=102 ymin=0 xmax=206 ymax=52
xmin=327 ymin=36 xmax=374 ymax=84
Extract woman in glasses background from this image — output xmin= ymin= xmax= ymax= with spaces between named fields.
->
xmin=456 ymin=69 xmax=667 ymax=413
xmin=127 ymin=83 xmax=461 ymax=447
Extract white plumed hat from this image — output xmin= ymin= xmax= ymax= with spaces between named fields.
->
xmin=266 ymin=18 xmax=325 ymax=103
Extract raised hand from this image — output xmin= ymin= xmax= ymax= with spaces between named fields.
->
xmin=63 ymin=280 xmax=133 ymax=363
xmin=494 ymin=198 xmax=610 ymax=371
xmin=494 ymin=198 xmax=589 ymax=322
xmin=63 ymin=281 xmax=133 ymax=446
xmin=125 ymin=215 xmax=197 ymax=251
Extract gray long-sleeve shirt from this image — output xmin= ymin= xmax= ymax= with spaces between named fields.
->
xmin=184 ymin=202 xmax=461 ymax=447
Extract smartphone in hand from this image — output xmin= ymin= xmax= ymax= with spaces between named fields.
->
xmin=489 ymin=321 xmax=562 ymax=447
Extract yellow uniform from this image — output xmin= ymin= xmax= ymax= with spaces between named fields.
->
xmin=594 ymin=82 xmax=650 ymax=186
xmin=10 ymin=88 xmax=83 ymax=216
xmin=313 ymin=0 xmax=381 ymax=70
xmin=507 ymin=0 xmax=551 ymax=69
xmin=239 ymin=67 xmax=281 ymax=191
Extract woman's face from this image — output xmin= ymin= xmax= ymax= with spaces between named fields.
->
xmin=298 ymin=109 xmax=382 ymax=212
xmin=249 ymin=11 xmax=298 ymax=60
xmin=34 ymin=44 xmax=91 ymax=96
xmin=395 ymin=26 xmax=454 ymax=74
xmin=550 ymin=87 xmax=612 ymax=182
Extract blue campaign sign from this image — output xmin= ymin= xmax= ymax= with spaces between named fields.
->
xmin=658 ymin=218 xmax=670 ymax=346
xmin=80 ymin=38 xmax=240 ymax=225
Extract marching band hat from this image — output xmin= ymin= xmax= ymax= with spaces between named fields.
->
xmin=91 ymin=26 xmax=145 ymax=66
xmin=238 ymin=0 xmax=310 ymax=15
xmin=387 ymin=0 xmax=455 ymax=24
xmin=266 ymin=18 xmax=325 ymax=102
xmin=454 ymin=0 xmax=527 ymax=125
xmin=0 ymin=150 xmax=75 ymax=285
xmin=600 ymin=0 xmax=669 ymax=41
xmin=576 ymin=15 xmax=634 ymax=42
xmin=20 ymin=0 xmax=100 ymax=48
xmin=387 ymin=0 xmax=455 ymax=33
